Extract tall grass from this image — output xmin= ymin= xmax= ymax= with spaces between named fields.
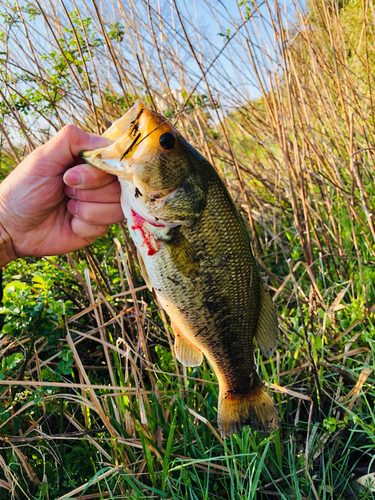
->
xmin=1 ymin=0 xmax=375 ymax=498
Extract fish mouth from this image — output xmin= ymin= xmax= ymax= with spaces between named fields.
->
xmin=80 ymin=100 xmax=173 ymax=179
xmin=80 ymin=100 xmax=189 ymax=227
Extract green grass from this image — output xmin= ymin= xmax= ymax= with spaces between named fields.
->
xmin=1 ymin=244 xmax=375 ymax=499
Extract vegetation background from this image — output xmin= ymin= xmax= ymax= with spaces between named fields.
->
xmin=1 ymin=0 xmax=375 ymax=498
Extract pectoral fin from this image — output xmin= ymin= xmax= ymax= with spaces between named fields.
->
xmin=166 ymin=230 xmax=200 ymax=277
xmin=255 ymin=283 xmax=278 ymax=358
xmin=173 ymin=323 xmax=203 ymax=367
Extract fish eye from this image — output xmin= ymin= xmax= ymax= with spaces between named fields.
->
xmin=159 ymin=133 xmax=176 ymax=150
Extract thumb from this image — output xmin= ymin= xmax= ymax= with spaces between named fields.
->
xmin=27 ymin=125 xmax=113 ymax=176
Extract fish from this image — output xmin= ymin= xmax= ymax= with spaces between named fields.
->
xmin=81 ymin=100 xmax=280 ymax=438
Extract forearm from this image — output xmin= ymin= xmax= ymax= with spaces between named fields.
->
xmin=0 ymin=221 xmax=17 ymax=267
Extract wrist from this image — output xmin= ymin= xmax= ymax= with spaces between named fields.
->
xmin=0 ymin=222 xmax=18 ymax=267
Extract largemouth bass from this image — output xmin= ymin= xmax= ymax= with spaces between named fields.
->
xmin=81 ymin=101 xmax=279 ymax=437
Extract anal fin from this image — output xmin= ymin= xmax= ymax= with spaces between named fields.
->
xmin=173 ymin=323 xmax=203 ymax=367
xmin=255 ymin=282 xmax=278 ymax=358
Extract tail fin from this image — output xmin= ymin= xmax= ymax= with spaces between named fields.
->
xmin=218 ymin=371 xmax=279 ymax=438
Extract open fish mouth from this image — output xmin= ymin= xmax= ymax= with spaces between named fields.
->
xmin=80 ymin=99 xmax=173 ymax=179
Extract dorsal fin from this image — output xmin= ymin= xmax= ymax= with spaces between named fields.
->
xmin=255 ymin=282 xmax=278 ymax=358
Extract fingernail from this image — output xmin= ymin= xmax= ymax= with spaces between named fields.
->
xmin=68 ymin=200 xmax=78 ymax=215
xmin=65 ymin=186 xmax=76 ymax=196
xmin=64 ymin=171 xmax=82 ymax=186
xmin=89 ymin=135 xmax=113 ymax=148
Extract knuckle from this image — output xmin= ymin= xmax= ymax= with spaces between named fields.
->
xmin=84 ymin=205 xmax=96 ymax=222
xmin=85 ymin=237 xmax=97 ymax=245
xmin=73 ymin=219 xmax=108 ymax=239
xmin=85 ymin=167 xmax=104 ymax=185
xmin=77 ymin=202 xmax=94 ymax=222
xmin=75 ymin=189 xmax=88 ymax=201
xmin=60 ymin=124 xmax=80 ymax=137
xmin=89 ymin=224 xmax=109 ymax=237
xmin=58 ymin=124 xmax=87 ymax=146
xmin=98 ymin=225 xmax=109 ymax=236
xmin=71 ymin=220 xmax=84 ymax=239
xmin=115 ymin=206 xmax=125 ymax=222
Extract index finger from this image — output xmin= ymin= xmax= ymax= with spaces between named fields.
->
xmin=63 ymin=163 xmax=117 ymax=190
xmin=28 ymin=125 xmax=113 ymax=177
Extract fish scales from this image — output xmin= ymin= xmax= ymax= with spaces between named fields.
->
xmin=144 ymin=170 xmax=259 ymax=387
xmin=81 ymin=100 xmax=280 ymax=437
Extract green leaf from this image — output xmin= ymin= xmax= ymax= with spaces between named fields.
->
xmin=32 ymin=276 xmax=45 ymax=285
xmin=80 ymin=467 xmax=112 ymax=495
xmin=5 ymin=281 xmax=26 ymax=292
xmin=314 ymin=336 xmax=323 ymax=349
xmin=250 ymin=441 xmax=270 ymax=497
xmin=162 ymin=410 xmax=177 ymax=488
xmin=342 ymin=217 xmax=351 ymax=232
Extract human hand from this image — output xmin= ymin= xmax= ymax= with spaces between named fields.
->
xmin=0 ymin=125 xmax=124 ymax=266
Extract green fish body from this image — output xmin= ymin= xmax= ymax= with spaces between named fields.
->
xmin=82 ymin=101 xmax=279 ymax=437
